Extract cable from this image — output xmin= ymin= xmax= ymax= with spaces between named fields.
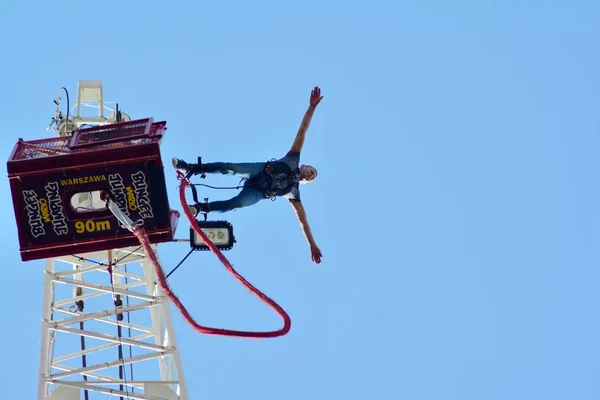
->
xmin=72 ymin=246 xmax=142 ymax=269
xmin=133 ymin=225 xmax=291 ymax=338
xmin=50 ymin=87 xmax=71 ymax=135
xmin=180 ymin=173 xmax=291 ymax=337
xmin=192 ymin=183 xmax=245 ymax=190
xmin=165 ymin=249 xmax=195 ymax=280
xmin=76 ymin=299 xmax=89 ymax=400
xmin=114 ymin=294 xmax=125 ymax=400
xmin=124 ymin=264 xmax=135 ymax=394
xmin=107 ymin=261 xmax=130 ymax=399
xmin=61 ymin=87 xmax=70 ymax=130
xmin=126 ymin=171 xmax=291 ymax=338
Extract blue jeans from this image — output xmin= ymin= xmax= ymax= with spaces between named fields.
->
xmin=200 ymin=162 xmax=268 ymax=213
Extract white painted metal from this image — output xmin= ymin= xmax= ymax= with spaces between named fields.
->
xmin=50 ymin=80 xmax=131 ymax=136
xmin=38 ymin=81 xmax=188 ymax=399
xmin=38 ymin=246 xmax=189 ymax=399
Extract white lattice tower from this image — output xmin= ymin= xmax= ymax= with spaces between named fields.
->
xmin=37 ymin=80 xmax=188 ymax=399
xmin=38 ymin=247 xmax=188 ymax=400
xmin=38 ymin=246 xmax=188 ymax=400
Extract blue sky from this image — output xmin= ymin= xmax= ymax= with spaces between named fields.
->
xmin=1 ymin=1 xmax=600 ymax=399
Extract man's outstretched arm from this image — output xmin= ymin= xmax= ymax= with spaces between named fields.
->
xmin=289 ymin=86 xmax=323 ymax=154
xmin=290 ymin=200 xmax=322 ymax=264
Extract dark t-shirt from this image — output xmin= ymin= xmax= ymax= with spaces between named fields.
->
xmin=275 ymin=151 xmax=301 ymax=202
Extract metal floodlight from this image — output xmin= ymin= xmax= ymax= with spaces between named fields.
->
xmin=190 ymin=220 xmax=236 ymax=251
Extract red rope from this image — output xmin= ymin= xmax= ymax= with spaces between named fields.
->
xmin=129 ymin=173 xmax=291 ymax=338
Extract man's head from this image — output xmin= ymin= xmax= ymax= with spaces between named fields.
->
xmin=299 ymin=164 xmax=318 ymax=184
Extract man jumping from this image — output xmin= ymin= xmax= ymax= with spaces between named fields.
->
xmin=172 ymin=86 xmax=324 ymax=264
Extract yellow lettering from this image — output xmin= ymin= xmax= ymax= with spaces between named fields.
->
xmin=39 ymin=198 xmax=52 ymax=223
xmin=75 ymin=221 xmax=85 ymax=233
xmin=74 ymin=219 xmax=111 ymax=234
xmin=126 ymin=186 xmax=137 ymax=211
xmin=60 ymin=175 xmax=107 ymax=186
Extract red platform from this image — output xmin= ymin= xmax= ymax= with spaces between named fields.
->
xmin=7 ymin=118 xmax=179 ymax=261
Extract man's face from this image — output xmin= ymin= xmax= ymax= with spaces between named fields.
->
xmin=300 ymin=165 xmax=317 ymax=183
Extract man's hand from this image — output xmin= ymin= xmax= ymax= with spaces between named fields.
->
xmin=310 ymin=244 xmax=323 ymax=264
xmin=290 ymin=86 xmax=322 ymax=154
xmin=290 ymin=201 xmax=322 ymax=264
xmin=310 ymin=86 xmax=323 ymax=107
